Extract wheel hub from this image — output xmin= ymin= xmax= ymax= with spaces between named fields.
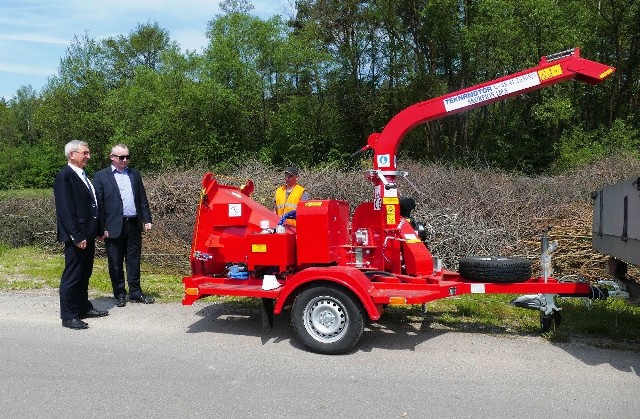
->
xmin=318 ymin=309 xmax=336 ymax=327
xmin=304 ymin=297 xmax=347 ymax=343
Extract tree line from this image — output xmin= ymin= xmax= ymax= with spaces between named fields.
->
xmin=1 ymin=0 xmax=639 ymax=189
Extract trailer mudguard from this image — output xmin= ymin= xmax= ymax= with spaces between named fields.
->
xmin=273 ymin=266 xmax=383 ymax=320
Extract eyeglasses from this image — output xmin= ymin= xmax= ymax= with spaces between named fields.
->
xmin=111 ymin=154 xmax=130 ymax=161
xmin=72 ymin=150 xmax=90 ymax=156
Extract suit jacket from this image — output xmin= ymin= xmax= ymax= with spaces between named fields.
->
xmin=93 ymin=166 xmax=152 ymax=239
xmin=54 ymin=165 xmax=99 ymax=244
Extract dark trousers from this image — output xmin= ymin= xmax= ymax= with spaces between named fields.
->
xmin=60 ymin=241 xmax=95 ymax=320
xmin=105 ymin=219 xmax=142 ymax=299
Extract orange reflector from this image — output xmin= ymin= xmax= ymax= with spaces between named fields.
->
xmin=185 ymin=287 xmax=199 ymax=296
xmin=388 ymin=296 xmax=407 ymax=305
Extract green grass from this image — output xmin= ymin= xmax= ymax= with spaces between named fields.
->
xmin=383 ymin=293 xmax=640 ymax=348
xmin=0 ymin=245 xmax=183 ymax=302
xmin=0 ymin=188 xmax=52 ymax=201
xmin=2 ymin=244 xmax=640 ymax=348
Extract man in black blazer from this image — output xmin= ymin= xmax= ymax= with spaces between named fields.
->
xmin=93 ymin=143 xmax=154 ymax=307
xmin=54 ymin=140 xmax=109 ymax=330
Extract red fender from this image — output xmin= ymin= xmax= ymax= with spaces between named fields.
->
xmin=274 ymin=266 xmax=383 ymax=320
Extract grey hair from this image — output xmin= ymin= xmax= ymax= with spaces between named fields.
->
xmin=110 ymin=143 xmax=129 ymax=154
xmin=64 ymin=140 xmax=88 ymax=159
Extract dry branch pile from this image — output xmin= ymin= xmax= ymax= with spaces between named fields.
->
xmin=2 ymin=153 xmax=639 ymax=280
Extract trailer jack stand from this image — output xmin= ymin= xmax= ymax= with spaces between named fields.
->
xmin=261 ymin=298 xmax=274 ymax=331
xmin=511 ymin=294 xmax=562 ymax=332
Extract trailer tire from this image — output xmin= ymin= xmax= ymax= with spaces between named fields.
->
xmin=458 ymin=256 xmax=531 ymax=283
xmin=291 ymin=285 xmax=364 ymax=355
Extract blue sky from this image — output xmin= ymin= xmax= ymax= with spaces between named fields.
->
xmin=0 ymin=0 xmax=293 ymax=101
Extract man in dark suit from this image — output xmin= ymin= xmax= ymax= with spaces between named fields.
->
xmin=93 ymin=143 xmax=155 ymax=307
xmin=54 ymin=140 xmax=109 ymax=330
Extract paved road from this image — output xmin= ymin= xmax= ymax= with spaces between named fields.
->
xmin=1 ymin=290 xmax=639 ymax=418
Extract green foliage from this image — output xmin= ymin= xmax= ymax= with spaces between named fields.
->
xmin=1 ymin=1 xmax=639 ymax=189
xmin=554 ymin=119 xmax=640 ymax=172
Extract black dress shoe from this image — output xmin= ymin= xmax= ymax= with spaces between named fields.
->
xmin=81 ymin=308 xmax=109 ymax=318
xmin=62 ymin=318 xmax=89 ymax=330
xmin=130 ymin=294 xmax=155 ymax=304
xmin=116 ymin=296 xmax=126 ymax=307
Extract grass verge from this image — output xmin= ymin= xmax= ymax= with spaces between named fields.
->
xmin=2 ymin=244 xmax=640 ymax=349
xmin=0 ymin=245 xmax=183 ymax=302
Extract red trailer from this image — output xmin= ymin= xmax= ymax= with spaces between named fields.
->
xmin=183 ymin=48 xmax=616 ymax=354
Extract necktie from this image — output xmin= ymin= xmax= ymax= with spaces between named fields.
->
xmin=82 ymin=171 xmax=96 ymax=205
xmin=82 ymin=171 xmax=91 ymax=190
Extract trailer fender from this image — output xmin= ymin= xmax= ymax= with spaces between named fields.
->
xmin=274 ymin=266 xmax=382 ymax=320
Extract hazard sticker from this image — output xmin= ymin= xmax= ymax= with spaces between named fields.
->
xmin=228 ymin=203 xmax=242 ymax=217
xmin=373 ymin=186 xmax=382 ymax=210
xmin=386 ymin=205 xmax=396 ymax=224
xmin=404 ymin=233 xmax=421 ymax=243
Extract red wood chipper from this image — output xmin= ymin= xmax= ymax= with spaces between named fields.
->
xmin=183 ymin=48 xmax=617 ymax=354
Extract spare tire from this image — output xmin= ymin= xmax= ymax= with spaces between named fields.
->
xmin=458 ymin=256 xmax=532 ymax=283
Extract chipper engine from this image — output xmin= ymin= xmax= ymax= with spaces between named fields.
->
xmin=183 ymin=49 xmax=617 ymax=354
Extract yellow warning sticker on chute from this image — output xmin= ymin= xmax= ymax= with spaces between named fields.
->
xmin=538 ymin=64 xmax=563 ymax=81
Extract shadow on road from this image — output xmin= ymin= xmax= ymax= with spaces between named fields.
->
xmin=183 ymin=300 xmax=640 ymax=372
xmin=184 ymin=302 xmax=511 ymax=353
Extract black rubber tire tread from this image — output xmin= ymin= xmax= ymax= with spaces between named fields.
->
xmin=458 ymin=256 xmax=532 ymax=283
xmin=291 ymin=285 xmax=364 ymax=355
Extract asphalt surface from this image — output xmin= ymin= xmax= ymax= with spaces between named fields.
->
xmin=1 ymin=289 xmax=639 ymax=418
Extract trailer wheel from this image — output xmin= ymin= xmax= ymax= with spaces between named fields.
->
xmin=291 ymin=285 xmax=364 ymax=355
xmin=458 ymin=256 xmax=531 ymax=283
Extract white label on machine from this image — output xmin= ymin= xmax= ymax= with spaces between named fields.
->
xmin=470 ymin=283 xmax=486 ymax=294
xmin=377 ymin=154 xmax=391 ymax=168
xmin=228 ymin=203 xmax=242 ymax=217
xmin=443 ymin=72 xmax=541 ymax=112
xmin=373 ymin=186 xmax=382 ymax=210
xmin=384 ymin=188 xmax=398 ymax=198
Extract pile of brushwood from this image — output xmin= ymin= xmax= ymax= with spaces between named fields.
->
xmin=2 ymin=153 xmax=639 ymax=281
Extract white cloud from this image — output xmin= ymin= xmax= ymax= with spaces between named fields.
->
xmin=0 ymin=0 xmax=294 ymax=98
xmin=0 ymin=63 xmax=53 ymax=76
xmin=0 ymin=33 xmax=69 ymax=45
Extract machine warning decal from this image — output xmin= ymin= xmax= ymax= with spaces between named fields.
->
xmin=383 ymin=187 xmax=398 ymax=198
xmin=377 ymin=154 xmax=391 ymax=168
xmin=386 ymin=205 xmax=396 ymax=224
xmin=304 ymin=201 xmax=323 ymax=207
xmin=228 ymin=203 xmax=242 ymax=217
xmin=251 ymin=244 xmax=267 ymax=253
xmin=537 ymin=64 xmax=562 ymax=81
xmin=383 ymin=197 xmax=399 ymax=205
xmin=403 ymin=233 xmax=421 ymax=243
xmin=373 ymin=186 xmax=382 ymax=210
xmin=443 ymin=72 xmax=540 ymax=112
